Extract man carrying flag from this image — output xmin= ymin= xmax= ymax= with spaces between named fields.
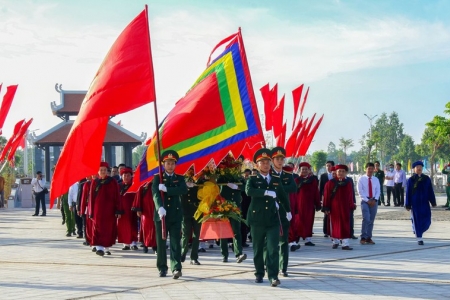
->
xmin=152 ymin=150 xmax=187 ymax=279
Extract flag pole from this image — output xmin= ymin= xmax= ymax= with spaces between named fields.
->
xmin=0 ymin=161 xmax=8 ymax=173
xmin=145 ymin=5 xmax=166 ymax=240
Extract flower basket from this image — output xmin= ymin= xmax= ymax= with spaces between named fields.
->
xmin=200 ymin=218 xmax=234 ymax=240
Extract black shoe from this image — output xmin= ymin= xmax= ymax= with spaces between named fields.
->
xmin=418 ymin=241 xmax=424 ymax=245
xmin=61 ymin=220 xmax=65 ymax=224
xmin=280 ymin=271 xmax=288 ymax=277
xmin=92 ymin=247 xmax=97 ymax=252
xmin=446 ymin=207 xmax=450 ymax=211
xmin=122 ymin=246 xmax=131 ymax=250
xmin=332 ymin=244 xmax=339 ymax=249
xmin=215 ymin=240 xmax=220 ymax=246
xmin=83 ymin=242 xmax=89 ymax=246
xmin=198 ymin=247 xmax=206 ymax=253
xmin=351 ymin=235 xmax=358 ymax=240
xmin=255 ymin=276 xmax=263 ymax=283
xmin=159 ymin=270 xmax=167 ymax=277
xmin=181 ymin=252 xmax=186 ymax=263
xmin=143 ymin=247 xmax=148 ymax=253
xmin=222 ymin=257 xmax=228 ymax=263
xmin=386 ymin=203 xmax=390 ymax=207
xmin=208 ymin=244 xmax=214 ymax=249
xmin=242 ymin=243 xmax=250 ymax=247
xmin=290 ymin=244 xmax=301 ymax=252
xmin=342 ymin=246 xmax=353 ymax=250
xmin=32 ymin=214 xmax=38 ymax=216
xmin=66 ymin=233 xmax=71 ymax=237
xmin=324 ymin=234 xmax=329 ymax=237
xmin=305 ymin=241 xmax=315 ymax=246
xmin=105 ymin=251 xmax=111 ymax=255
xmin=96 ymin=250 xmax=105 ymax=256
xmin=236 ymin=253 xmax=247 ymax=263
xmin=40 ymin=214 xmax=46 ymax=216
xmin=172 ymin=270 xmax=182 ymax=279
xmin=77 ymin=235 xmax=83 ymax=239
xmin=270 ymin=279 xmax=281 ymax=287
xmin=190 ymin=259 xmax=201 ymax=265
xmin=131 ymin=245 xmax=139 ymax=251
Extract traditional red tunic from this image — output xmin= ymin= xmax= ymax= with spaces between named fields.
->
xmin=117 ymin=182 xmax=138 ymax=244
xmin=288 ymin=192 xmax=299 ymax=243
xmin=88 ymin=177 xmax=120 ymax=247
xmin=80 ymin=180 xmax=92 ymax=245
xmin=132 ymin=182 xmax=156 ymax=248
xmin=294 ymin=176 xmax=321 ymax=239
xmin=323 ymin=178 xmax=356 ymax=239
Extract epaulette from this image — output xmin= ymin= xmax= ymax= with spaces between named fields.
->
xmin=250 ymin=175 xmax=258 ymax=177
xmin=272 ymin=174 xmax=280 ymax=178
xmin=282 ymin=170 xmax=293 ymax=174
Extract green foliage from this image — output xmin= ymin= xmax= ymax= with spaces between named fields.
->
xmin=132 ymin=144 xmax=146 ymax=168
xmin=392 ymin=135 xmax=420 ymax=165
xmin=338 ymin=137 xmax=354 ymax=164
xmin=310 ymin=150 xmax=327 ymax=175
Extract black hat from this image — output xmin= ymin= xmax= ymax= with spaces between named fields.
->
xmin=253 ymin=148 xmax=272 ymax=163
xmin=160 ymin=150 xmax=179 ymax=162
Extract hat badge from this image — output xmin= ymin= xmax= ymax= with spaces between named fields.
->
xmin=168 ymin=153 xmax=173 ymax=159
xmin=262 ymin=152 xmax=268 ymax=157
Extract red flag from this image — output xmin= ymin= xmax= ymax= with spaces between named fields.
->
xmin=293 ymin=117 xmax=309 ymax=157
xmin=7 ymin=118 xmax=33 ymax=161
xmin=260 ymin=84 xmax=278 ymax=131
xmin=285 ymin=118 xmax=302 ymax=157
xmin=295 ymin=114 xmax=316 ymax=157
xmin=275 ymin=121 xmax=287 ymax=148
xmin=0 ymin=85 xmax=18 ymax=134
xmin=50 ymin=8 xmax=156 ymax=205
xmin=272 ymin=93 xmax=284 ymax=139
xmin=297 ymin=114 xmax=324 ymax=156
xmin=0 ymin=119 xmax=25 ymax=161
xmin=291 ymin=84 xmax=304 ymax=130
xmin=299 ymin=86 xmax=309 ymax=117
xmin=18 ymin=135 xmax=26 ymax=149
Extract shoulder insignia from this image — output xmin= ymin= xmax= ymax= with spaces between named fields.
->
xmin=272 ymin=175 xmax=280 ymax=178
xmin=283 ymin=170 xmax=293 ymax=174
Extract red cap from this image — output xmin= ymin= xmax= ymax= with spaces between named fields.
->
xmin=120 ymin=167 xmax=133 ymax=175
xmin=335 ymin=164 xmax=348 ymax=172
xmin=100 ymin=162 xmax=109 ymax=169
xmin=298 ymin=162 xmax=311 ymax=168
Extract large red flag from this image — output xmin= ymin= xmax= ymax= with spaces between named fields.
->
xmin=50 ymin=8 xmax=156 ymax=205
xmin=272 ymin=94 xmax=284 ymax=139
xmin=297 ymin=114 xmax=324 ymax=156
xmin=299 ymin=86 xmax=309 ymax=118
xmin=285 ymin=118 xmax=302 ymax=157
xmin=0 ymin=85 xmax=18 ymax=135
xmin=0 ymin=119 xmax=25 ymax=161
xmin=7 ymin=118 xmax=33 ymax=161
xmin=291 ymin=84 xmax=304 ymax=130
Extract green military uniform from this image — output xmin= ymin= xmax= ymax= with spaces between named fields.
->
xmin=271 ymin=168 xmax=296 ymax=275
xmin=61 ymin=193 xmax=75 ymax=236
xmin=374 ymin=169 xmax=385 ymax=205
xmin=181 ymin=178 xmax=202 ymax=262
xmin=442 ymin=167 xmax=450 ymax=208
xmin=219 ymin=182 xmax=245 ymax=261
xmin=152 ymin=170 xmax=188 ymax=275
xmin=246 ymin=159 xmax=290 ymax=284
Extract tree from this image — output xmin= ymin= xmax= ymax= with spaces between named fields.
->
xmin=326 ymin=141 xmax=338 ymax=162
xmin=132 ymin=144 xmax=146 ymax=168
xmin=392 ymin=135 xmax=420 ymax=168
xmin=338 ymin=137 xmax=354 ymax=164
xmin=311 ymin=150 xmax=327 ymax=175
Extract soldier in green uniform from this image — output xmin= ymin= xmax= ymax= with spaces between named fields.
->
xmin=442 ymin=163 xmax=450 ymax=210
xmin=374 ymin=161 xmax=386 ymax=206
xmin=180 ymin=166 xmax=202 ymax=265
xmin=152 ymin=150 xmax=188 ymax=279
xmin=246 ymin=148 xmax=291 ymax=287
xmin=270 ymin=147 xmax=296 ymax=277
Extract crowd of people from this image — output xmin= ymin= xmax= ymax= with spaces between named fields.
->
xmin=33 ymin=147 xmax=439 ymax=287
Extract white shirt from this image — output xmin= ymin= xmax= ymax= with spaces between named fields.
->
xmin=261 ymin=173 xmax=271 ymax=183
xmin=357 ymin=175 xmax=380 ymax=202
xmin=394 ymin=169 xmax=407 ymax=188
xmin=327 ymin=172 xmax=333 ymax=180
xmin=68 ymin=182 xmax=79 ymax=206
xmin=31 ymin=178 xmax=46 ymax=193
xmin=385 ymin=170 xmax=395 ymax=187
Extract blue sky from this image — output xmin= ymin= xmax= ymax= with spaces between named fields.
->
xmin=1 ymin=0 xmax=449 ymax=154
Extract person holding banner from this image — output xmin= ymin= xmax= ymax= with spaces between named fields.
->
xmin=152 ymin=150 xmax=188 ymax=279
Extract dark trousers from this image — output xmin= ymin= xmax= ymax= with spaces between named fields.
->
xmin=240 ymin=195 xmax=251 ymax=244
xmin=220 ymin=217 xmax=242 ymax=259
xmin=34 ymin=192 xmax=46 ymax=215
xmin=251 ymin=224 xmax=280 ymax=281
xmin=323 ymin=214 xmax=329 ymax=235
xmin=350 ymin=210 xmax=355 ymax=237
xmin=394 ymin=183 xmax=404 ymax=206
xmin=155 ymin=219 xmax=182 ymax=273
xmin=386 ymin=186 xmax=394 ymax=204
xmin=74 ymin=206 xmax=83 ymax=237
xmin=181 ymin=215 xmax=201 ymax=260
xmin=279 ymin=222 xmax=290 ymax=273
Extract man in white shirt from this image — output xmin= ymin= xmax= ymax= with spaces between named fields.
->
xmin=384 ymin=164 xmax=395 ymax=206
xmin=357 ymin=162 xmax=380 ymax=245
xmin=31 ymin=171 xmax=47 ymax=216
xmin=393 ymin=163 xmax=407 ymax=207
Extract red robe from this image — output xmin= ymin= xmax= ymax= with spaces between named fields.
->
xmin=323 ymin=178 xmax=356 ymax=239
xmin=132 ymin=182 xmax=156 ymax=248
xmin=88 ymin=177 xmax=120 ymax=247
xmin=80 ymin=180 xmax=92 ymax=245
xmin=117 ymin=182 xmax=138 ymax=244
xmin=295 ymin=176 xmax=321 ymax=239
xmin=288 ymin=192 xmax=298 ymax=243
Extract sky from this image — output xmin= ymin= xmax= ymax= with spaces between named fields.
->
xmin=1 ymin=0 xmax=450 ymax=155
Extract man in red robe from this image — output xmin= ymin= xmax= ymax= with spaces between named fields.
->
xmin=88 ymin=162 xmax=121 ymax=256
xmin=294 ymin=162 xmax=321 ymax=246
xmin=79 ymin=175 xmax=95 ymax=247
xmin=117 ymin=167 xmax=138 ymax=250
xmin=322 ymin=164 xmax=356 ymax=250
xmin=132 ymin=181 xmax=157 ymax=253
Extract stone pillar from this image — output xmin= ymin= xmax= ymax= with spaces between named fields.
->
xmin=111 ymin=146 xmax=116 ymax=167
xmin=104 ymin=145 xmax=112 ymax=166
xmin=44 ymin=146 xmax=51 ymax=182
xmin=124 ymin=144 xmax=133 ymax=168
xmin=34 ymin=147 xmax=43 ymax=175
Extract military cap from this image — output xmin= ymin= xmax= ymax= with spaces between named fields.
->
xmin=271 ymin=146 xmax=286 ymax=159
xmin=253 ymin=148 xmax=272 ymax=163
xmin=160 ymin=150 xmax=179 ymax=162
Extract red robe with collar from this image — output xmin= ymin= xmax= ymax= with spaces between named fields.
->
xmin=132 ymin=182 xmax=156 ymax=248
xmin=294 ymin=175 xmax=321 ymax=239
xmin=117 ymin=182 xmax=138 ymax=244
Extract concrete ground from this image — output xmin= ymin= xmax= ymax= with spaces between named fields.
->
xmin=0 ymin=196 xmax=449 ymax=300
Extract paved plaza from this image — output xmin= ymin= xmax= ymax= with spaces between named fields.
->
xmin=0 ymin=196 xmax=449 ymax=300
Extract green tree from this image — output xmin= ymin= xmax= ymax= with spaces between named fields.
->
xmin=311 ymin=150 xmax=327 ymax=175
xmin=338 ymin=137 xmax=354 ymax=164
xmin=326 ymin=141 xmax=338 ymax=162
xmin=132 ymin=144 xmax=146 ymax=168
xmin=392 ymin=135 xmax=420 ymax=167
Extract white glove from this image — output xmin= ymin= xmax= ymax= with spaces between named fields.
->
xmin=227 ymin=183 xmax=239 ymax=190
xmin=286 ymin=212 xmax=292 ymax=221
xmin=159 ymin=184 xmax=167 ymax=192
xmin=275 ymin=201 xmax=279 ymax=209
xmin=158 ymin=207 xmax=166 ymax=218
xmin=265 ymin=190 xmax=277 ymax=198
xmin=186 ymin=182 xmax=195 ymax=188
